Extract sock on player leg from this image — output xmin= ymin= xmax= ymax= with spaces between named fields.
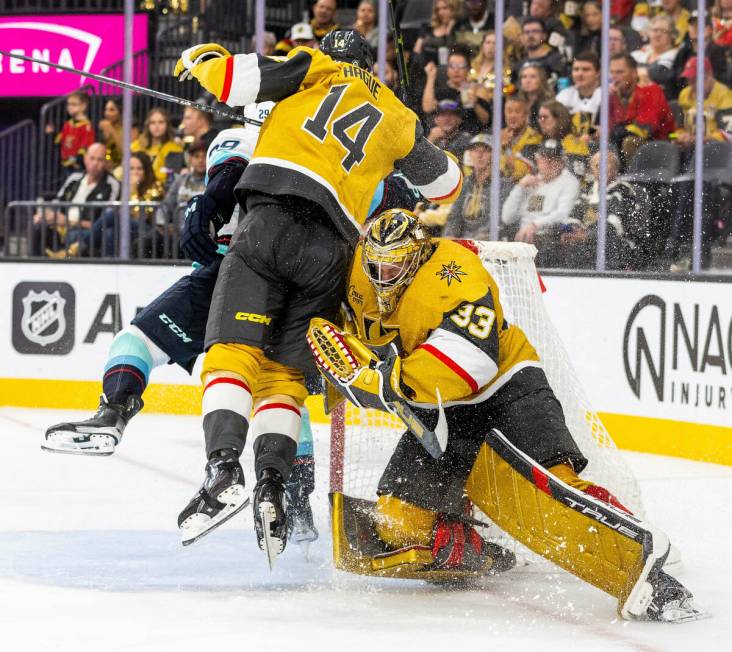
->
xmin=202 ymin=374 xmax=253 ymax=456
xmin=250 ymin=401 xmax=301 ymax=481
xmin=103 ymin=325 xmax=169 ymax=404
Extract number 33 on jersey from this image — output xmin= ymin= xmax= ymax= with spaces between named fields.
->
xmin=179 ymin=45 xmax=463 ymax=245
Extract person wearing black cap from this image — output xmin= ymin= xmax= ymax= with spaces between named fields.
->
xmin=426 ymin=99 xmax=473 ymax=161
xmin=443 ymin=133 xmax=512 ymax=239
xmin=501 ymin=138 xmax=579 ymax=254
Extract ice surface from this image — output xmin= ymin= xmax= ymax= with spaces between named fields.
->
xmin=1 ymin=407 xmax=730 ymax=652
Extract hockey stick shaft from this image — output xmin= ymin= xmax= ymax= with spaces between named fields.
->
xmin=0 ymin=49 xmax=261 ymax=126
xmin=388 ymin=0 xmax=410 ymax=104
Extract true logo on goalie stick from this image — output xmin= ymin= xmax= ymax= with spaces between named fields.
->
xmin=436 ymin=261 xmax=466 ymax=286
xmin=12 ymin=282 xmax=75 ymax=354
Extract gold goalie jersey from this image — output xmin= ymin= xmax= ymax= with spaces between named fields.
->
xmin=184 ymin=46 xmax=463 ymax=244
xmin=348 ymin=239 xmax=541 ymax=405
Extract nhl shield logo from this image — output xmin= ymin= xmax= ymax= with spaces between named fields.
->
xmin=21 ymin=290 xmax=67 ymax=346
xmin=12 ymin=282 xmax=75 ymax=355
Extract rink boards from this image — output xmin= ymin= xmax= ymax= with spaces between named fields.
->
xmin=0 ymin=260 xmax=730 ymax=465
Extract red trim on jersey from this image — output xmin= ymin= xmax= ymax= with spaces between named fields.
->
xmin=419 ymin=343 xmax=479 ymax=393
xmin=428 ymin=177 xmax=462 ymax=202
xmin=104 ymin=367 xmax=145 ymax=387
xmin=204 ymin=376 xmax=251 ymax=394
xmin=532 ymin=467 xmax=552 ymax=495
xmin=253 ymin=402 xmax=301 ymax=417
xmin=220 ymin=56 xmax=234 ymax=103
xmin=454 ymin=239 xmax=479 ymax=255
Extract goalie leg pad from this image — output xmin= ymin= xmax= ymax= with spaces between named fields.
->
xmin=465 ymin=429 xmax=670 ymax=612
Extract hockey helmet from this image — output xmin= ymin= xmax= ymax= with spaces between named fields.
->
xmin=362 ymin=209 xmax=434 ymax=316
xmin=320 ymin=29 xmax=374 ymax=71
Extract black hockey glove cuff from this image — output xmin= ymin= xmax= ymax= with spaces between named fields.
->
xmin=180 ymin=194 xmax=221 ymax=266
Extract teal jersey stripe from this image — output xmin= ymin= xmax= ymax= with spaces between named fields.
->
xmin=106 ymin=332 xmax=155 ymax=380
xmin=295 ymin=406 xmax=314 ymax=457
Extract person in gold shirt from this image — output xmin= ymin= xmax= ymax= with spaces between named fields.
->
xmin=314 ymin=208 xmax=701 ymax=622
xmin=131 ymin=108 xmax=183 ymax=186
xmin=172 ymin=30 xmax=463 ymax=564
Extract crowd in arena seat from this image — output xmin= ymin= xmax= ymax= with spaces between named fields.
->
xmin=14 ymin=0 xmax=732 ymax=271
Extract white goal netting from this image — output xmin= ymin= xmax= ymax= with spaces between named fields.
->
xmin=330 ymin=241 xmax=644 ymax=518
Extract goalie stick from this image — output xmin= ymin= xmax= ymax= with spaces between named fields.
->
xmin=0 ymin=49 xmax=262 ymax=127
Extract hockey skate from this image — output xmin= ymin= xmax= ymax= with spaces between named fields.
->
xmin=42 ymin=394 xmax=142 ymax=456
xmin=288 ymin=493 xmax=319 ymax=546
xmin=253 ymin=468 xmax=288 ymax=569
xmin=178 ymin=449 xmax=248 ymax=546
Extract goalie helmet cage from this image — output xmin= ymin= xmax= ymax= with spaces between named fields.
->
xmin=329 ymin=241 xmax=645 ymax=518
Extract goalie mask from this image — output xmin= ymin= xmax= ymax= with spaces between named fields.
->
xmin=362 ymin=209 xmax=434 ymax=316
xmin=320 ymin=29 xmax=374 ymax=71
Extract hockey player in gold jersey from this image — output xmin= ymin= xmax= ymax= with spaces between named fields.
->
xmin=308 ymin=209 xmax=702 ymax=622
xmin=173 ymin=31 xmax=463 ymax=564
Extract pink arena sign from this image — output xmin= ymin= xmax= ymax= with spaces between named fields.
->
xmin=0 ymin=14 xmax=148 ymax=97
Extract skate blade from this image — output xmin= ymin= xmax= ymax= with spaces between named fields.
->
xmin=258 ymin=502 xmax=284 ymax=570
xmin=41 ymin=433 xmax=116 ymax=456
xmin=660 ymin=601 xmax=710 ymax=624
xmin=180 ymin=486 xmax=249 ymax=547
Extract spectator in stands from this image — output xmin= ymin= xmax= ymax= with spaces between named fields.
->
xmin=556 ymin=52 xmax=601 ymax=142
xmin=537 ymin=100 xmax=590 ymax=181
xmin=673 ymin=11 xmax=732 ymax=93
xmin=667 ymin=57 xmax=732 ymax=271
xmin=527 ymin=0 xmax=570 ymax=50
xmin=632 ymin=0 xmax=690 ymax=45
xmin=353 ymin=0 xmax=379 ymax=48
xmin=412 ymin=0 xmax=459 ymax=65
xmin=425 ymin=99 xmax=473 ymax=161
xmin=609 ymin=27 xmax=629 ymax=56
xmin=501 ymin=139 xmax=580 ymax=253
xmin=608 ymin=53 xmax=676 ymax=167
xmin=575 ymin=1 xmax=602 ymax=57
xmin=132 ymin=108 xmax=184 ymax=187
xmin=275 ymin=22 xmax=318 ymax=55
xmin=501 ymin=96 xmax=543 ymax=181
xmin=310 ymin=0 xmax=340 ymax=42
xmin=713 ymin=0 xmax=732 ymax=46
xmin=674 ymin=57 xmax=732 ymax=144
xmin=442 ymin=133 xmax=512 ymax=239
xmin=632 ymin=15 xmax=679 ymax=98
xmin=423 ymin=47 xmax=484 ymax=132
xmin=180 ymin=106 xmax=218 ymax=150
xmin=98 ymin=98 xmax=124 ymax=171
xmin=47 ymin=90 xmax=95 ymax=178
xmin=517 ymin=17 xmax=569 ymax=90
xmin=517 ymin=62 xmax=554 ymax=130
xmin=470 ymin=31 xmax=515 ymax=126
xmin=84 ymin=152 xmax=165 ymax=259
xmin=155 ymin=139 xmax=208 ymax=234
xmin=455 ymin=0 xmax=495 ymax=55
xmin=558 ymin=150 xmax=639 ymax=270
xmin=37 ymin=143 xmax=120 ymax=257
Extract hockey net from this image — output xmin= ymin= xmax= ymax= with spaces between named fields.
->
xmin=329 ymin=241 xmax=644 ymax=519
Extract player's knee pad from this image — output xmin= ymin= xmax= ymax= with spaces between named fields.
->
xmin=202 ymin=342 xmax=264 ymax=385
xmin=374 ymin=495 xmax=436 ymax=549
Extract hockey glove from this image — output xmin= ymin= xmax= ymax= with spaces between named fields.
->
xmin=174 ymin=43 xmax=231 ymax=82
xmin=306 ymin=318 xmax=405 ymax=414
xmin=180 ymin=194 xmax=225 ymax=266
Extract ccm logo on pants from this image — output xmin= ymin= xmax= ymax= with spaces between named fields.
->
xmin=235 ymin=312 xmax=272 ymax=325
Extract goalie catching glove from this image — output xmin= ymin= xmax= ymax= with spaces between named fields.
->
xmin=174 ymin=43 xmax=232 ymax=82
xmin=307 ymin=318 xmax=406 ymax=414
